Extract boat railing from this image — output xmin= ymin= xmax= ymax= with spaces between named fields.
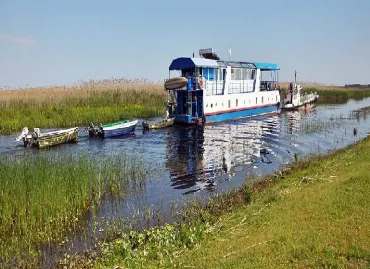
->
xmin=228 ymin=80 xmax=254 ymax=94
xmin=205 ymin=81 xmax=224 ymax=95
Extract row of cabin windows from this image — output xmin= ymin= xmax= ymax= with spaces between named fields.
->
xmin=207 ymin=95 xmax=278 ymax=109
xmin=200 ymin=68 xmax=256 ymax=81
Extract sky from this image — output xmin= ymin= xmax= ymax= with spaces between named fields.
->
xmin=1 ymin=0 xmax=370 ymax=88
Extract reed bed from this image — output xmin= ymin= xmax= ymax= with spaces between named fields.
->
xmin=0 ymin=78 xmax=167 ymax=135
xmin=279 ymin=83 xmax=370 ymax=104
xmin=0 ymin=152 xmax=146 ymax=268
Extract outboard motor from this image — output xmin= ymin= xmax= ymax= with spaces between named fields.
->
xmin=31 ymin=131 xmax=38 ymax=140
xmin=16 ymin=127 xmax=29 ymax=141
xmin=97 ymin=123 xmax=104 ymax=137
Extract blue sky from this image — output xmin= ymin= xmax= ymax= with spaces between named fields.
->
xmin=1 ymin=0 xmax=369 ymax=88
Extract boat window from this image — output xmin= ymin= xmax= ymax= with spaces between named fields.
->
xmin=230 ymin=69 xmax=235 ymax=80
xmin=262 ymin=97 xmax=264 ymax=104
xmin=234 ymin=69 xmax=241 ymax=80
xmin=236 ymin=99 xmax=238 ymax=107
xmin=203 ymin=68 xmax=214 ymax=81
xmin=256 ymin=97 xmax=257 ymax=104
xmin=228 ymin=100 xmax=231 ymax=108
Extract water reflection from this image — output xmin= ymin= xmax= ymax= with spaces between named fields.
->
xmin=163 ymin=115 xmax=284 ymax=195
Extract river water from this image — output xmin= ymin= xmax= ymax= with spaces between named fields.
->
xmin=1 ymin=98 xmax=370 ymax=267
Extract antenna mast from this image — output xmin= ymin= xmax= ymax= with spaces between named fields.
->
xmin=294 ymin=70 xmax=297 ymax=83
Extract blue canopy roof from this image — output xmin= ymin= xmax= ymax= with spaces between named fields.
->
xmin=169 ymin=57 xmax=219 ymax=70
xmin=169 ymin=57 xmax=280 ymax=71
xmin=253 ymin=62 xmax=280 ymax=71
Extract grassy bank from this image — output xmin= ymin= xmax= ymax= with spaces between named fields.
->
xmin=0 ymin=153 xmax=146 ymax=268
xmin=0 ymin=78 xmax=167 ymax=135
xmin=90 ymin=137 xmax=370 ymax=269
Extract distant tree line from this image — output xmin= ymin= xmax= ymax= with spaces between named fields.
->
xmin=344 ymin=84 xmax=370 ymax=88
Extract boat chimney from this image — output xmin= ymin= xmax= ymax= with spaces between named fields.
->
xmin=199 ymin=48 xmax=220 ymax=60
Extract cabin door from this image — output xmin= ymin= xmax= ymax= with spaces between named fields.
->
xmin=191 ymin=90 xmax=203 ymax=119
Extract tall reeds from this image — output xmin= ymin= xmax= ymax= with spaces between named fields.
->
xmin=0 ymin=152 xmax=146 ymax=268
xmin=0 ymin=78 xmax=168 ymax=134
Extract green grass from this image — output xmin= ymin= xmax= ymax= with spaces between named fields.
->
xmin=0 ymin=153 xmax=146 ymax=268
xmin=90 ymin=137 xmax=370 ymax=269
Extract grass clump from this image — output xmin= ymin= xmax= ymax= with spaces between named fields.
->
xmin=0 ymin=153 xmax=146 ymax=268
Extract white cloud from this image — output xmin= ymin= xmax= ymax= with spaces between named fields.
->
xmin=0 ymin=32 xmax=37 ymax=48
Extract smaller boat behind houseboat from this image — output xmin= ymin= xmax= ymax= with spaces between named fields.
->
xmin=142 ymin=117 xmax=175 ymax=130
xmin=86 ymin=119 xmax=137 ymax=138
xmin=16 ymin=127 xmax=79 ymax=149
xmin=281 ymin=71 xmax=319 ymax=111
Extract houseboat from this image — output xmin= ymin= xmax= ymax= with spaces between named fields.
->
xmin=165 ymin=48 xmax=281 ymax=124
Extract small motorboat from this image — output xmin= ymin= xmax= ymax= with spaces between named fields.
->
xmin=16 ymin=127 xmax=79 ymax=149
xmin=142 ymin=117 xmax=175 ymax=130
xmin=281 ymin=71 xmax=319 ymax=111
xmin=87 ymin=119 xmax=137 ymax=138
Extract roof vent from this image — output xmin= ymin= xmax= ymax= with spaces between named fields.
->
xmin=199 ymin=48 xmax=220 ymax=60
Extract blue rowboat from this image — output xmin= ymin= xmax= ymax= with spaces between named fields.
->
xmin=87 ymin=120 xmax=137 ymax=138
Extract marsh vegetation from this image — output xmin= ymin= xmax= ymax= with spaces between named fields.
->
xmin=0 ymin=152 xmax=146 ymax=268
xmin=0 ymin=78 xmax=167 ymax=135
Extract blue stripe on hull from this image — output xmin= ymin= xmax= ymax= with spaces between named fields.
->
xmin=206 ymin=105 xmax=279 ymax=123
xmin=173 ymin=105 xmax=280 ymax=124
xmin=104 ymin=125 xmax=136 ymax=137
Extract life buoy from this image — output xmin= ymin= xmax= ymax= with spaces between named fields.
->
xmin=198 ymin=77 xmax=205 ymax=89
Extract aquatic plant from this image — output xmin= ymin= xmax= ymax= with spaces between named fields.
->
xmin=0 ymin=152 xmax=146 ymax=268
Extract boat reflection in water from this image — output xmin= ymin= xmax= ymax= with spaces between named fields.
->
xmin=164 ymin=115 xmax=282 ymax=195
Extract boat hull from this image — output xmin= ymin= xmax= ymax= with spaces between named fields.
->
xmin=281 ymin=98 xmax=318 ymax=111
xmin=103 ymin=123 xmax=136 ymax=137
xmin=142 ymin=118 xmax=175 ymax=130
xmin=174 ymin=104 xmax=280 ymax=124
xmin=18 ymin=127 xmax=80 ymax=149
xmin=37 ymin=128 xmax=79 ymax=149
xmin=88 ymin=120 xmax=137 ymax=138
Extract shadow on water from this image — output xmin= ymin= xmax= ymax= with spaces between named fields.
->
xmin=1 ymin=98 xmax=370 ymax=268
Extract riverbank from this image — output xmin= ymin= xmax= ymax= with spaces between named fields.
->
xmin=90 ymin=136 xmax=370 ymax=269
xmin=0 ymin=78 xmax=167 ymax=135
